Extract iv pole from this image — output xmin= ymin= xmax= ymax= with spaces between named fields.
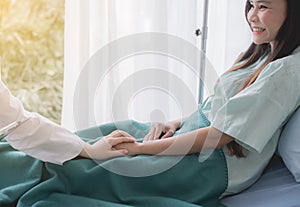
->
xmin=196 ymin=0 xmax=209 ymax=104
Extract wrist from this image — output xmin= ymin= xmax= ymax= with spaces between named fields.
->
xmin=137 ymin=142 xmax=148 ymax=154
xmin=79 ymin=142 xmax=92 ymax=158
xmin=137 ymin=141 xmax=160 ymax=155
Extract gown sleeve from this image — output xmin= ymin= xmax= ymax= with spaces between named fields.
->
xmin=0 ymin=79 xmax=84 ymax=165
xmin=211 ymin=59 xmax=300 ymax=153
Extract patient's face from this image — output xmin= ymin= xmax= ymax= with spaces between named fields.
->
xmin=247 ymin=0 xmax=287 ymax=50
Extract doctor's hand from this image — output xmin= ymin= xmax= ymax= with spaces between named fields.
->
xmin=114 ymin=142 xmax=142 ymax=156
xmin=79 ymin=131 xmax=136 ymax=161
xmin=143 ymin=120 xmax=181 ymax=142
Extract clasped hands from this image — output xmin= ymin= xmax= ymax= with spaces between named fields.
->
xmin=112 ymin=120 xmax=181 ymax=156
xmin=81 ymin=120 xmax=181 ymax=161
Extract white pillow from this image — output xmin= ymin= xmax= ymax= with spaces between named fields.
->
xmin=278 ymin=106 xmax=300 ymax=182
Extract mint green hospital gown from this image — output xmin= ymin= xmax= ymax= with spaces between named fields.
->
xmin=201 ymin=46 xmax=300 ymax=195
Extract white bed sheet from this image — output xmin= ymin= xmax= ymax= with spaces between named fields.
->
xmin=221 ymin=158 xmax=300 ymax=207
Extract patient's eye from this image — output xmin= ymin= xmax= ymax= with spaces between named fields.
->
xmin=258 ymin=4 xmax=268 ymax=10
xmin=248 ymin=1 xmax=268 ymax=11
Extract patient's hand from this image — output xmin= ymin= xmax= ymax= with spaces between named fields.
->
xmin=143 ymin=120 xmax=181 ymax=142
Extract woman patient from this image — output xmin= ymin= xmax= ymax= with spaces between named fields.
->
xmin=112 ymin=0 xmax=300 ymax=196
xmin=1 ymin=0 xmax=299 ymax=206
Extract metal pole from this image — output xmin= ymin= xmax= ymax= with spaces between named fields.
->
xmin=198 ymin=0 xmax=209 ymax=104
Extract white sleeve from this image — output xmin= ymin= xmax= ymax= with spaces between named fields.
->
xmin=0 ymin=80 xmax=84 ymax=165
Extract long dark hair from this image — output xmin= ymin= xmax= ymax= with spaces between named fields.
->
xmin=227 ymin=0 xmax=300 ymax=157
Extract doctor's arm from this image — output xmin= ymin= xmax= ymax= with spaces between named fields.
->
xmin=0 ymin=80 xmax=132 ymax=164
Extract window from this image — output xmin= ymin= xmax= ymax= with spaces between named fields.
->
xmin=0 ymin=0 xmax=65 ymax=123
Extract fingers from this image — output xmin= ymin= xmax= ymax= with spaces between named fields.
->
xmin=109 ymin=130 xmax=133 ymax=138
xmin=107 ymin=136 xmax=135 ymax=146
xmin=143 ymin=127 xmax=155 ymax=142
xmin=153 ymin=124 xmax=163 ymax=140
xmin=108 ymin=149 xmax=129 ymax=158
xmin=161 ymin=130 xmax=174 ymax=139
xmin=85 ymin=136 xmax=135 ymax=160
xmin=144 ymin=123 xmax=164 ymax=142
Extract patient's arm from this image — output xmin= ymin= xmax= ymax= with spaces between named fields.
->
xmin=115 ymin=126 xmax=233 ymax=156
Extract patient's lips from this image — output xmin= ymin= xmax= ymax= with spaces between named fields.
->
xmin=252 ymin=26 xmax=265 ymax=35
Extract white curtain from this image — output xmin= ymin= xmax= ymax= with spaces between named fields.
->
xmin=206 ymin=0 xmax=251 ymax=75
xmin=62 ymin=0 xmax=200 ymax=131
xmin=62 ymin=0 xmax=251 ymax=131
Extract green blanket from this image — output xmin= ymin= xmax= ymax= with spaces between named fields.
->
xmin=0 ymin=109 xmax=228 ymax=207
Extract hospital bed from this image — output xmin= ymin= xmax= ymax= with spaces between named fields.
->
xmin=221 ymin=156 xmax=300 ymax=206
xmin=2 ymin=159 xmax=300 ymax=207
xmin=1 ymin=105 xmax=299 ymax=207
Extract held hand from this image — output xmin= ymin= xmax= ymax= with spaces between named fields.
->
xmin=114 ymin=142 xmax=142 ymax=156
xmin=109 ymin=130 xmax=142 ymax=156
xmin=80 ymin=132 xmax=135 ymax=160
xmin=143 ymin=120 xmax=181 ymax=142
